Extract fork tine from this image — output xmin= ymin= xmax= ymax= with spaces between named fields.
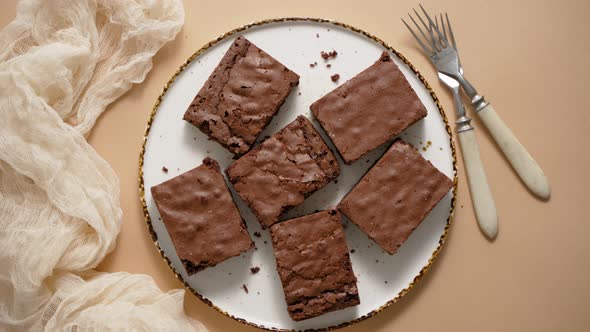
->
xmin=434 ymin=14 xmax=446 ymax=48
xmin=408 ymin=12 xmax=436 ymax=53
xmin=439 ymin=14 xmax=448 ymax=46
xmin=445 ymin=13 xmax=458 ymax=51
xmin=401 ymin=18 xmax=434 ymax=55
xmin=413 ymin=8 xmax=439 ymax=51
xmin=419 ymin=4 xmax=447 ymax=49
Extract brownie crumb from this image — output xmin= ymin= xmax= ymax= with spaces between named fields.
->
xmin=253 ymin=231 xmax=261 ymax=238
xmin=264 ymin=240 xmax=267 ymax=244
xmin=366 ymin=160 xmax=371 ymax=163
xmin=254 ymin=247 xmax=258 ymax=250
xmin=331 ymin=74 xmax=340 ymax=82
xmin=242 ymin=284 xmax=249 ymax=293
xmin=384 ymin=281 xmax=388 ymax=284
xmin=321 ymin=50 xmax=338 ymax=59
xmin=326 ymin=64 xmax=331 ymax=68
xmin=257 ymin=291 xmax=260 ymax=295
xmin=298 ymin=92 xmax=302 ymax=96
xmin=309 ymin=63 xmax=315 ymax=68
xmin=350 ymin=249 xmax=356 ymax=254
xmin=250 ymin=266 xmax=260 ymax=274
xmin=375 ymin=259 xmax=380 ymax=263
xmin=162 ymin=166 xmax=168 ymax=173
xmin=334 ymin=179 xmax=339 ymax=184
xmin=316 ymin=33 xmax=319 ymax=38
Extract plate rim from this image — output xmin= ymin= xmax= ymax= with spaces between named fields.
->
xmin=138 ymin=17 xmax=458 ymax=332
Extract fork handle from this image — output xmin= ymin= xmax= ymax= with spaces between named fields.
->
xmin=477 ymin=104 xmax=551 ymax=199
xmin=458 ymin=128 xmax=498 ymax=239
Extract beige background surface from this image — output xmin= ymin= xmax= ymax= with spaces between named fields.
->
xmin=2 ymin=0 xmax=589 ymax=331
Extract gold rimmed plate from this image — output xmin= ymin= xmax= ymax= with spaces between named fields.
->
xmin=139 ymin=18 xmax=457 ymax=331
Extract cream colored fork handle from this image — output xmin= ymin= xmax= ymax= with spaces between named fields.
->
xmin=477 ymin=105 xmax=551 ymax=199
xmin=459 ymin=129 xmax=498 ymax=239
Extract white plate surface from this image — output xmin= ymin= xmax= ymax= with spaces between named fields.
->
xmin=141 ymin=19 xmax=456 ymax=331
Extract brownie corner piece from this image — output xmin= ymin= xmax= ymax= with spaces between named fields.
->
xmin=338 ymin=140 xmax=452 ymax=254
xmin=226 ymin=115 xmax=340 ymax=227
xmin=150 ymin=158 xmax=253 ymax=275
xmin=310 ymin=51 xmax=427 ymax=164
xmin=270 ymin=209 xmax=359 ymax=321
xmin=184 ymin=36 xmax=300 ymax=156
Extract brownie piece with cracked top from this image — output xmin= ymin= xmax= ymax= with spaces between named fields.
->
xmin=310 ymin=51 xmax=427 ymax=164
xmin=270 ymin=209 xmax=359 ymax=321
xmin=184 ymin=36 xmax=299 ymax=155
xmin=338 ymin=140 xmax=453 ymax=254
xmin=150 ymin=158 xmax=253 ymax=275
xmin=226 ymin=115 xmax=340 ymax=227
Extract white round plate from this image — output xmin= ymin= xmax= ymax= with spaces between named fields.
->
xmin=140 ymin=18 xmax=457 ymax=331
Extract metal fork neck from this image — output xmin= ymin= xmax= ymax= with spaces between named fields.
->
xmin=457 ymin=76 xmax=489 ymax=111
xmin=449 ymin=85 xmax=473 ymax=133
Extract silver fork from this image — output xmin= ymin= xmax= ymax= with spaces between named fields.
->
xmin=403 ymin=7 xmax=498 ymax=238
xmin=403 ymin=5 xmax=550 ymax=201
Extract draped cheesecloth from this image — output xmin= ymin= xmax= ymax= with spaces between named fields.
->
xmin=0 ymin=0 xmax=205 ymax=330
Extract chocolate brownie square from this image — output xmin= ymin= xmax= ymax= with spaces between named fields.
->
xmin=310 ymin=51 xmax=427 ymax=164
xmin=270 ymin=209 xmax=360 ymax=321
xmin=339 ymin=140 xmax=453 ymax=254
xmin=150 ymin=158 xmax=253 ymax=275
xmin=226 ymin=115 xmax=340 ymax=227
xmin=184 ymin=36 xmax=300 ymax=155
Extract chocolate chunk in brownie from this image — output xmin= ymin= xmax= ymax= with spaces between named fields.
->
xmin=150 ymin=158 xmax=253 ymax=275
xmin=270 ymin=209 xmax=359 ymax=321
xmin=184 ymin=36 xmax=299 ymax=156
xmin=311 ymin=51 xmax=427 ymax=164
xmin=339 ymin=140 xmax=452 ymax=254
xmin=226 ymin=115 xmax=340 ymax=227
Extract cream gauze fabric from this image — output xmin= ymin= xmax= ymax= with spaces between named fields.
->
xmin=0 ymin=0 xmax=205 ymax=331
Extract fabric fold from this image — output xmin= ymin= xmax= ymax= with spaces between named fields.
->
xmin=0 ymin=0 xmax=205 ymax=330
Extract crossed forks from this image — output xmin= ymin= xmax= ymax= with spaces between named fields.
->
xmin=403 ymin=5 xmax=550 ymax=238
